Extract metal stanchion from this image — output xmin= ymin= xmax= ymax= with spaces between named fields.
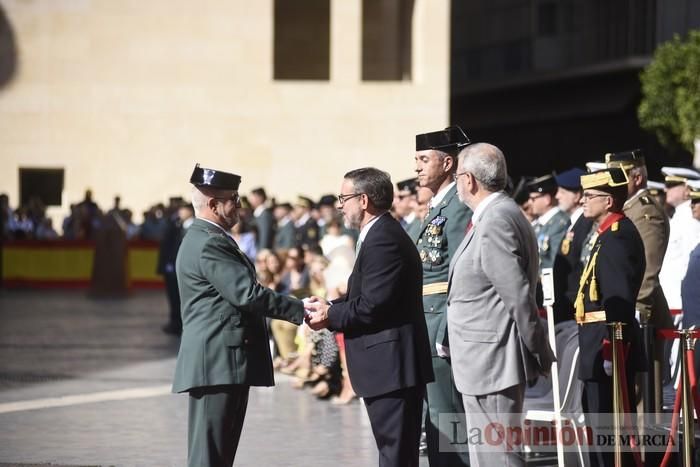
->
xmin=641 ymin=323 xmax=656 ymax=415
xmin=680 ymin=331 xmax=695 ymax=467
xmin=610 ymin=322 xmax=624 ymax=467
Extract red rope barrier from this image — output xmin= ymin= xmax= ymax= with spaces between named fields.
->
xmin=616 ymin=340 xmax=643 ymax=467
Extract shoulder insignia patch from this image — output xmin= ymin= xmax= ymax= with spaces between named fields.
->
xmin=611 ymin=222 xmax=619 ymax=232
xmin=431 ymin=216 xmax=447 ymax=226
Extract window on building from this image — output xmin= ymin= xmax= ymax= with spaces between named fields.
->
xmin=273 ymin=0 xmax=330 ymax=80
xmin=537 ymin=2 xmax=558 ymax=37
xmin=19 ymin=168 xmax=64 ymax=206
xmin=362 ymin=0 xmax=414 ymax=81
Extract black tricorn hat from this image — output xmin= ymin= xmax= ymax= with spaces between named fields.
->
xmin=527 ymin=173 xmax=558 ymax=195
xmin=605 ymin=149 xmax=646 ymax=171
xmin=190 ymin=164 xmax=241 ymax=190
xmin=396 ymin=178 xmax=418 ymax=195
xmin=416 ymin=126 xmax=470 ymax=152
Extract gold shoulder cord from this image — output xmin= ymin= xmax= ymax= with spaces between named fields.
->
xmin=575 ymin=245 xmax=601 ymax=323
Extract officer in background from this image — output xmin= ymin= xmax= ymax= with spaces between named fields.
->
xmin=292 ymin=196 xmax=320 ymax=249
xmin=273 ymin=202 xmax=296 ymax=251
xmin=157 ymin=201 xmax=195 ymax=335
xmin=606 ymin=150 xmax=673 ymax=413
xmin=528 ymin=173 xmax=570 ymax=271
xmin=659 ymin=167 xmax=700 ymax=316
xmin=551 ymin=168 xmax=593 ymax=324
xmin=394 ymin=177 xmax=419 ymax=232
xmin=414 ymin=126 xmax=472 ymax=467
xmin=249 ymin=187 xmax=275 ymax=251
xmin=682 ymin=181 xmax=700 ymax=380
xmin=576 ymin=167 xmax=645 ymax=466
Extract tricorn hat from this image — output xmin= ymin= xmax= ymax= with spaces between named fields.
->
xmin=190 ymin=163 xmax=241 ymax=190
xmin=605 ymin=149 xmax=646 ymax=171
xmin=416 ymin=126 xmax=470 ymax=152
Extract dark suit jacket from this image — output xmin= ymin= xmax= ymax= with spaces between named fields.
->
xmin=579 ymin=217 xmax=645 ymax=381
xmin=552 ymin=213 xmax=594 ymax=323
xmin=327 ymin=213 xmax=434 ymax=398
xmin=172 ymin=218 xmax=304 ymax=393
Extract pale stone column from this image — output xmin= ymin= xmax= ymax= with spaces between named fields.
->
xmin=331 ymin=0 xmax=361 ymax=83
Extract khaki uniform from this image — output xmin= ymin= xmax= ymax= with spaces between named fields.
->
xmin=624 ymin=189 xmax=672 ymax=413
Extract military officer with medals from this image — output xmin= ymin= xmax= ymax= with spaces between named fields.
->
xmin=292 ymin=195 xmax=320 ymax=249
xmin=414 ymin=126 xmax=473 ymax=466
xmin=527 ymin=173 xmax=571 ymax=271
xmin=173 ymin=164 xmax=306 ymax=467
xmin=605 ymin=150 xmax=673 ymax=413
xmin=551 ymin=168 xmax=594 ymax=323
xmin=576 ymin=167 xmax=645 ymax=466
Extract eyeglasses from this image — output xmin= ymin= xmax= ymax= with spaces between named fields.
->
xmin=581 ymin=192 xmax=611 ymax=201
xmin=214 ymin=193 xmax=241 ymax=205
xmin=336 ymin=193 xmax=364 ymax=206
xmin=453 ymin=171 xmax=469 ymax=182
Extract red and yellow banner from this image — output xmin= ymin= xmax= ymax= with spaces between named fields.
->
xmin=1 ymin=240 xmax=164 ymax=289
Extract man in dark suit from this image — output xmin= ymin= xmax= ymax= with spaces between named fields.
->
xmin=249 ymin=187 xmax=275 ymax=250
xmin=306 ymin=167 xmax=434 ymax=467
xmin=173 ymin=164 xmax=306 ymax=467
xmin=157 ymin=201 xmax=195 ymax=335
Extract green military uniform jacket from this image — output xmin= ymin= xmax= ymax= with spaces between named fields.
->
xmin=172 ymin=218 xmax=304 ymax=393
xmin=624 ymin=189 xmax=673 ymax=329
xmin=406 ymin=216 xmax=422 ymax=241
xmin=535 ymin=207 xmax=570 ymax=270
xmin=415 ymin=184 xmax=472 ymax=356
xmin=274 ymin=219 xmax=296 ymax=250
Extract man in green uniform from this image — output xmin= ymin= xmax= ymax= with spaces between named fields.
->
xmin=527 ymin=173 xmax=570 ymax=271
xmin=605 ymin=149 xmax=672 ymax=414
xmin=394 ymin=177 xmax=420 ymax=235
xmin=173 ymin=164 xmax=306 ymax=467
xmin=414 ymin=126 xmax=473 ymax=466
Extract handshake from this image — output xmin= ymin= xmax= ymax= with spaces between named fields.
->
xmin=302 ymin=296 xmax=331 ymax=331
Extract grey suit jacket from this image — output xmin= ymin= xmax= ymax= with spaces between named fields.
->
xmin=447 ymin=193 xmax=554 ymax=396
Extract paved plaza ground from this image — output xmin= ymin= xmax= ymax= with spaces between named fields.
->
xmin=0 ymin=289 xmax=412 ymax=467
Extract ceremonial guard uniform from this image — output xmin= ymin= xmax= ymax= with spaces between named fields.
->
xmin=173 ymin=165 xmax=305 ymax=467
xmin=414 ymin=127 xmax=472 ymax=466
xmin=576 ymin=168 xmax=645 ymax=466
xmin=606 ymin=150 xmax=673 ymax=412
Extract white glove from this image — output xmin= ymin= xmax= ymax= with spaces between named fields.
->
xmin=436 ymin=343 xmax=450 ymax=358
xmin=603 ymin=360 xmax=613 ymax=377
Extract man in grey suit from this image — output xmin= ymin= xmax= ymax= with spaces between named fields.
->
xmin=447 ymin=143 xmax=555 ymax=466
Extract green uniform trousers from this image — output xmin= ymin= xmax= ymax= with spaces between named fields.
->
xmin=187 ymin=385 xmax=250 ymax=467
